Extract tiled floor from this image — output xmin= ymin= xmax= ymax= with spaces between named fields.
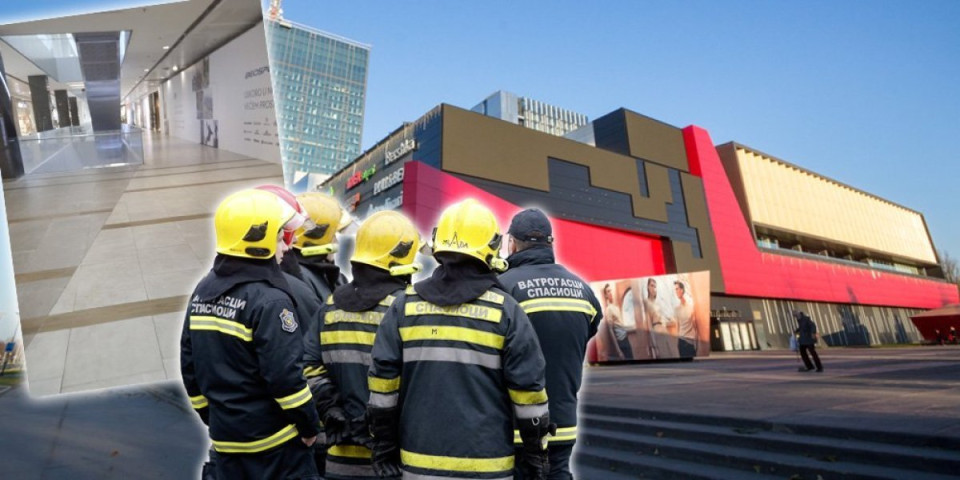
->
xmin=4 ymin=133 xmax=283 ymax=396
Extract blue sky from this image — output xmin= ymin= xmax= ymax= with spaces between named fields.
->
xmin=274 ymin=0 xmax=960 ymax=261
xmin=1 ymin=0 xmax=958 ymax=262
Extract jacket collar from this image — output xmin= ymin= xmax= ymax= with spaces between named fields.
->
xmin=333 ymin=263 xmax=408 ymax=312
xmin=195 ymin=254 xmax=295 ymax=306
xmin=415 ymin=253 xmax=504 ymax=306
xmin=506 ymin=245 xmax=555 ymax=268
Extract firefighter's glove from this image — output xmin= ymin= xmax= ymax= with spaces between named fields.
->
xmin=344 ymin=413 xmax=370 ymax=445
xmin=322 ymin=406 xmax=348 ymax=446
xmin=518 ymin=413 xmax=556 ymax=480
xmin=368 ymin=406 xmax=401 ymax=478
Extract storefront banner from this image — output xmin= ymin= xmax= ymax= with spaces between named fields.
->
xmin=588 ymin=271 xmax=711 ymax=363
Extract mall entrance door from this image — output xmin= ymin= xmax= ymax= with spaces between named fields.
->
xmin=710 ymin=310 xmax=760 ymax=352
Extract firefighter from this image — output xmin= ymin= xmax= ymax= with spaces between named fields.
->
xmin=256 ymin=185 xmax=332 ymax=475
xmin=292 ymin=192 xmax=350 ymax=302
xmin=256 ymin=184 xmax=323 ymax=332
xmin=180 ymin=189 xmax=320 ymax=479
xmin=367 ymin=198 xmax=554 ymax=480
xmin=303 ymin=210 xmax=422 ymax=479
xmin=499 ymin=208 xmax=602 ymax=480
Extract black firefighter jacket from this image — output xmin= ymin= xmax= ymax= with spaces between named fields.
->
xmin=368 ymin=257 xmax=548 ymax=480
xmin=303 ymin=264 xmax=410 ymax=478
xmin=499 ymin=246 xmax=602 ymax=445
xmin=180 ymin=255 xmax=319 ymax=455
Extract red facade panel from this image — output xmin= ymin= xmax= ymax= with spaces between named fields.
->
xmin=683 ymin=125 xmax=959 ymax=309
xmin=402 ymin=161 xmax=667 ymax=282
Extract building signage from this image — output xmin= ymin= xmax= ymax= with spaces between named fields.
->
xmin=385 ymin=138 xmax=416 ymax=166
xmin=365 ymin=193 xmax=403 ymax=216
xmin=346 ymin=192 xmax=361 ymax=212
xmin=346 ymin=165 xmax=377 ymax=190
xmin=373 ymin=166 xmax=404 ymax=196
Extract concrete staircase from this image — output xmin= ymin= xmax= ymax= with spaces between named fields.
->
xmin=574 ymin=404 xmax=960 ymax=480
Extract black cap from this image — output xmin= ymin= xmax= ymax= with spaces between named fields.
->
xmin=508 ymin=208 xmax=553 ymax=243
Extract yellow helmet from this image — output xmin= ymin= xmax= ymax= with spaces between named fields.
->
xmin=215 ymin=189 xmax=293 ymax=259
xmin=432 ymin=199 xmax=508 ymax=271
xmin=352 ymin=210 xmax=422 ymax=276
xmin=295 ymin=192 xmax=342 ymax=256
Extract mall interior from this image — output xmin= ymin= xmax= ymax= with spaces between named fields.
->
xmin=0 ymin=0 xmax=286 ymax=396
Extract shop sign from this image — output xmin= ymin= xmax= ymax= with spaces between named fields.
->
xmin=373 ymin=166 xmax=404 ymax=196
xmin=385 ymin=138 xmax=416 ymax=166
xmin=365 ymin=193 xmax=403 ymax=216
xmin=346 ymin=192 xmax=361 ymax=212
xmin=346 ymin=165 xmax=377 ymax=190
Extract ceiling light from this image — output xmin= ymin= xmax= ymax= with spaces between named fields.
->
xmin=143 ymin=68 xmax=149 ymax=72
xmin=162 ymin=45 xmax=170 ymax=50
xmin=172 ymin=65 xmax=178 ymax=71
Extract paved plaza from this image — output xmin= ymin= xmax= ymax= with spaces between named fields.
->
xmin=0 ymin=346 xmax=957 ymax=478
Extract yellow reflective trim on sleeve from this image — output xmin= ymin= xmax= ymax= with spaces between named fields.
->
xmin=379 ymin=294 xmax=396 ymax=307
xmin=303 ymin=365 xmax=327 ymax=378
xmin=324 ymin=310 xmax=385 ymax=326
xmin=519 ymin=298 xmax=597 ymax=319
xmin=405 ymin=285 xmax=417 ymax=295
xmin=275 ymin=385 xmax=312 ymax=410
xmin=328 ymin=444 xmax=373 ymax=459
xmin=508 ymin=388 xmax=548 ymax=405
xmin=368 ymin=375 xmax=401 ymax=394
xmin=326 ymin=296 xmax=336 ymax=305
xmin=189 ymin=394 xmax=208 ymax=410
xmin=189 ymin=316 xmax=253 ymax=342
xmin=400 ymin=449 xmax=514 ymax=473
xmin=404 ymin=302 xmax=502 ymax=323
xmin=478 ymin=290 xmax=505 ymax=305
xmin=399 ymin=326 xmax=505 ymax=350
xmin=321 ymin=329 xmax=376 ymax=346
xmin=212 ymin=424 xmax=298 ymax=453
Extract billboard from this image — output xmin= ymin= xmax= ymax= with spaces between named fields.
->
xmin=588 ymin=271 xmax=711 ymax=362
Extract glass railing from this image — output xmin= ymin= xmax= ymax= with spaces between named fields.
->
xmin=17 ymin=124 xmax=144 ymax=175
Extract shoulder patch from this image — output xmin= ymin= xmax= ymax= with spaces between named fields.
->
xmin=280 ymin=308 xmax=298 ymax=333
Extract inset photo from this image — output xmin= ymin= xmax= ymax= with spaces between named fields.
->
xmin=0 ymin=0 xmax=283 ymax=396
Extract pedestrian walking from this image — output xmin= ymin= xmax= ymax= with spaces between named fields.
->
xmin=793 ymin=310 xmax=823 ymax=372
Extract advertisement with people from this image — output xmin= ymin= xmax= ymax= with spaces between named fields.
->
xmin=588 ymin=271 xmax=711 ymax=362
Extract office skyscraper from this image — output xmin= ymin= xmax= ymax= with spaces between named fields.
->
xmin=265 ymin=16 xmax=369 ymax=191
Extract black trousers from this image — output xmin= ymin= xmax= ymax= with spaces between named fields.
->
xmin=799 ymin=344 xmax=822 ymax=371
xmin=216 ymin=438 xmax=320 ymax=480
xmin=515 ymin=442 xmax=574 ymax=480
xmin=678 ymin=337 xmax=697 ymax=358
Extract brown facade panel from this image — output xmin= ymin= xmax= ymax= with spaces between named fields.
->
xmin=715 ymin=142 xmax=754 ymax=236
xmin=674 ymin=173 xmax=725 ymax=292
xmin=624 ymin=110 xmax=689 ymax=172
xmin=440 ymin=105 xmax=670 ymax=222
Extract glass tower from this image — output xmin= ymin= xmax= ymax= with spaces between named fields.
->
xmin=265 ymin=19 xmax=369 ymax=191
xmin=471 ymin=90 xmax=589 ymax=137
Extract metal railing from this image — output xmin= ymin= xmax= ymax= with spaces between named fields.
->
xmin=17 ymin=124 xmax=144 ymax=175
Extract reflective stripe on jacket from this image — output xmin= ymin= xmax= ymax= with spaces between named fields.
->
xmin=368 ymin=285 xmax=547 ymax=479
xmin=180 ymin=276 xmax=318 ymax=454
xmin=500 ymin=247 xmax=602 ymax=444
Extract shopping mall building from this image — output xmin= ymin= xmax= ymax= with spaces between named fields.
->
xmin=322 ymin=104 xmax=958 ymax=351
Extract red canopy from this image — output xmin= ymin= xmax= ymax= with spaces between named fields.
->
xmin=910 ymin=304 xmax=960 ymax=341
